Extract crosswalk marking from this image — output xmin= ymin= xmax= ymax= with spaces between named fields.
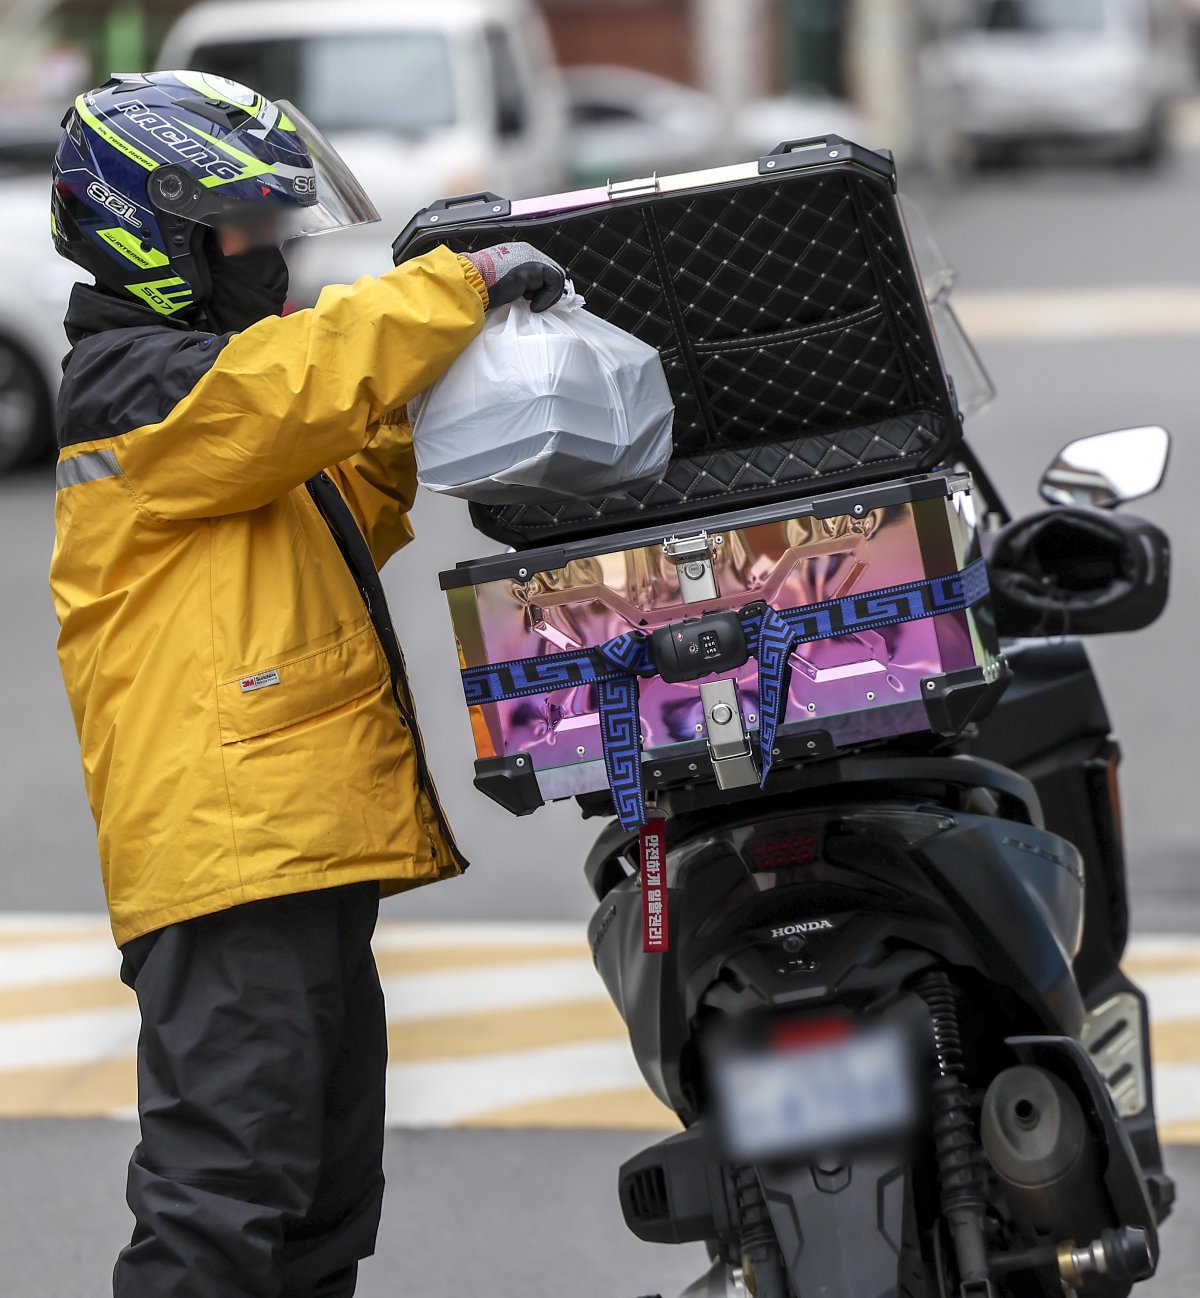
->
xmin=1144 ymin=1019 xmax=1200 ymax=1064
xmin=383 ymin=1040 xmax=646 ymax=1127
xmin=0 ymin=974 xmax=131 ymax=1020
xmin=3 ymin=914 xmax=1200 ymax=1139
xmin=0 ymin=937 xmax=118 ymax=989
xmin=956 ymin=286 xmax=1200 ymax=343
xmin=377 ymin=958 xmax=609 ymax=1021
xmin=463 ymin=1086 xmax=675 ymax=1130
xmin=385 ymin=999 xmax=624 ymax=1063
xmin=373 ymin=942 xmax=586 ymax=976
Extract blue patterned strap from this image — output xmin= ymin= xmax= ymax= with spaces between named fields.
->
xmin=596 ymin=677 xmax=646 ymax=830
xmin=739 ymin=558 xmax=990 ymax=789
xmin=458 ymin=558 xmax=991 ymax=831
xmin=593 ymin=635 xmax=656 ymax=831
xmin=744 ymin=603 xmax=801 ymax=788
xmin=460 ymin=560 xmax=989 ymax=709
xmin=744 ymin=558 xmax=989 ymax=647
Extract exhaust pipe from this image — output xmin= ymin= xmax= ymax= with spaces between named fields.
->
xmin=980 ymin=1064 xmax=1107 ymax=1241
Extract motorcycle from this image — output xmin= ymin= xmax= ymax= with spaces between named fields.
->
xmin=392 ymin=137 xmax=1175 ymax=1298
xmin=584 ymin=426 xmax=1173 ymax=1298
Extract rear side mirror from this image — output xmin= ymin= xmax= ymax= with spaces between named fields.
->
xmin=1039 ymin=426 xmax=1170 ymax=509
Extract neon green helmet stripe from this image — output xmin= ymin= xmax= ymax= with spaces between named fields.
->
xmin=96 ymin=226 xmax=170 ymax=270
xmin=126 ymin=276 xmax=194 ymax=315
xmin=186 ymin=121 xmax=276 ymax=187
xmin=74 ymin=93 xmax=159 ymax=172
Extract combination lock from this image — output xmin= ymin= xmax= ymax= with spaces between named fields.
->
xmin=650 ymin=610 xmax=750 ymax=684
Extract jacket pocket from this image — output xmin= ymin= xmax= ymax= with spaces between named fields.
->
xmin=217 ymin=624 xmax=389 ymax=744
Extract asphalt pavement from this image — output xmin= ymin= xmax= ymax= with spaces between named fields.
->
xmin=4 ymin=142 xmax=1200 ymax=1294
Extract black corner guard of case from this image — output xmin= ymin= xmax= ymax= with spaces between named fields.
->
xmin=392 ymin=191 xmax=513 ymax=263
xmin=473 ymin=755 xmax=544 ymax=817
xmin=773 ymin=726 xmax=838 ymax=763
xmin=922 ymin=663 xmax=1013 ymax=737
xmin=758 ymin=134 xmax=897 ymax=188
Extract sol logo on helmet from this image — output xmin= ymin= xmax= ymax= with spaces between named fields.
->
xmin=87 ymin=180 xmax=141 ymax=227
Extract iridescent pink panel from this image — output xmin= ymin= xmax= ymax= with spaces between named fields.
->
xmin=446 ymin=491 xmax=994 ymax=800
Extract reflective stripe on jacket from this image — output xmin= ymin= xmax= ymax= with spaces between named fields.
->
xmin=50 ymin=247 xmax=488 ymax=945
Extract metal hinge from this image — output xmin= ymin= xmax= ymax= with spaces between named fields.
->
xmin=608 ymin=173 xmax=660 ymax=201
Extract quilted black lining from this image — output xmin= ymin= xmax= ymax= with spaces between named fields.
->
xmin=397 ymin=164 xmax=959 ymax=548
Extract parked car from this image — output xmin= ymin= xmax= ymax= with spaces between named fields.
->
xmin=0 ymin=174 xmax=77 ymax=471
xmin=563 ymin=66 xmax=724 ymax=184
xmin=926 ymin=0 xmax=1189 ymax=166
xmin=0 ymin=116 xmax=61 ymax=179
xmin=159 ymin=0 xmax=568 ymax=304
xmin=734 ymin=94 xmax=872 ymax=157
xmin=562 ymin=69 xmax=871 ymax=187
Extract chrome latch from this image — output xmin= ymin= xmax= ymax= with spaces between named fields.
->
xmin=663 ymin=530 xmax=723 ymax=603
xmin=607 ymin=173 xmax=660 ymax=200
xmin=699 ymin=678 xmax=759 ymax=791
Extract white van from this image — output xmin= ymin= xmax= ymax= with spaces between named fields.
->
xmin=159 ymin=0 xmax=567 ymax=303
xmin=928 ymin=0 xmax=1189 ymax=166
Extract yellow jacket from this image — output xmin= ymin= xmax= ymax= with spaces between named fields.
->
xmin=51 ymin=247 xmax=487 ymax=945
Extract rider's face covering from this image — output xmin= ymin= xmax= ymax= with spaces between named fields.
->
xmin=206 ymin=238 xmax=289 ymax=333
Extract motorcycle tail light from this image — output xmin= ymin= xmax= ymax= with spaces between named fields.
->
xmin=770 ymin=1016 xmax=851 ymax=1052
xmin=748 ymin=828 xmax=820 ymax=871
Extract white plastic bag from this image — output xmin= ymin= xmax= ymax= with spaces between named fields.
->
xmin=410 ymin=288 xmax=674 ymax=504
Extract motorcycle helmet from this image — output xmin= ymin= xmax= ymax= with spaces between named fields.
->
xmin=51 ymin=70 xmax=379 ymax=319
xmin=987 ymin=506 xmax=1169 ymax=638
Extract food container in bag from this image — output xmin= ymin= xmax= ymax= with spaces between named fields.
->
xmin=410 ymin=289 xmax=674 ymax=504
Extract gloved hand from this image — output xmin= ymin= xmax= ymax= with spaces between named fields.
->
xmin=464 ymin=242 xmax=566 ymax=312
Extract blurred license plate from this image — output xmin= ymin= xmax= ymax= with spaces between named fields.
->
xmin=714 ymin=1023 xmax=914 ymax=1161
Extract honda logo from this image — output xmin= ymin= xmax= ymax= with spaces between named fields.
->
xmin=771 ymin=920 xmax=834 ymax=938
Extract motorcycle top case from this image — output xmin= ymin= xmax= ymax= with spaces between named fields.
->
xmin=393 ymin=137 xmax=963 ymax=549
xmin=440 ymin=471 xmax=1002 ymax=819
xmin=397 ymin=140 xmax=999 ymax=819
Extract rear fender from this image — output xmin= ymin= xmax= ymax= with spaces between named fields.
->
xmin=758 ymin=1155 xmax=914 ymax=1298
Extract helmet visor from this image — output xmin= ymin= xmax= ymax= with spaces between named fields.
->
xmin=153 ymin=93 xmax=381 ymax=246
xmin=270 ymin=99 xmax=380 ymax=238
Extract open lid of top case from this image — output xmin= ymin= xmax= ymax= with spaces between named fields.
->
xmin=393 ymin=136 xmax=963 ymax=550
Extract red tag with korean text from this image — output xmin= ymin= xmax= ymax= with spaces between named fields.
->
xmin=640 ymin=817 xmax=668 ymax=953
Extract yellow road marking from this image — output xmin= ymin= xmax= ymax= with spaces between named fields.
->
xmin=463 ymin=1086 xmax=674 ymax=1130
xmin=0 ymin=927 xmax=112 ymax=947
xmin=387 ymin=998 xmax=624 ymax=1063
xmin=0 ymin=976 xmax=133 ymax=1021
xmin=1124 ymin=952 xmax=1200 ymax=978
xmin=374 ymin=943 xmax=588 ymax=976
xmin=0 ymin=1056 xmax=136 ymax=1117
xmin=0 ymin=947 xmax=590 ymax=1021
xmin=1148 ymin=1018 xmax=1200 ymax=1064
xmin=956 ymin=287 xmax=1200 ymax=343
xmin=0 ymin=999 xmax=629 ymax=1117
xmin=7 ymin=918 xmax=1200 ymax=1136
xmin=1160 ymin=1120 xmax=1200 ymax=1144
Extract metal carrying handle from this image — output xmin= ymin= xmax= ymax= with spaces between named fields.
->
xmin=767 ymin=134 xmax=849 ymax=156
xmin=424 ymin=191 xmax=508 ymax=212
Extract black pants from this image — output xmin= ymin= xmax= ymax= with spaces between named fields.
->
xmin=114 ymin=883 xmax=387 ymax=1298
